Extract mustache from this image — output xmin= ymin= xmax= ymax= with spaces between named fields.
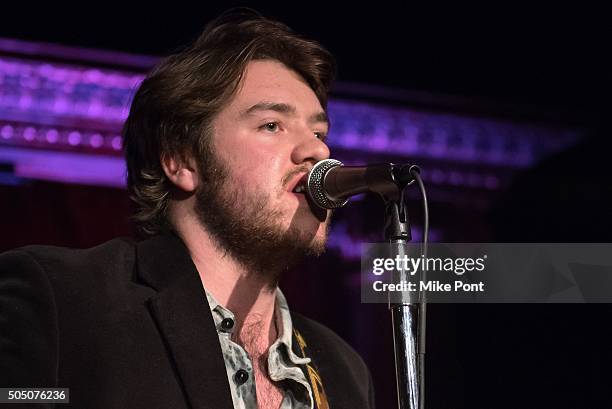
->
xmin=281 ymin=164 xmax=311 ymax=189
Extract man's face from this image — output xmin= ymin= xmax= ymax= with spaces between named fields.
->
xmin=194 ymin=59 xmax=332 ymax=281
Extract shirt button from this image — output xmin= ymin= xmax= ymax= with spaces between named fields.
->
xmin=234 ymin=369 xmax=249 ymax=385
xmin=220 ymin=318 xmax=234 ymax=331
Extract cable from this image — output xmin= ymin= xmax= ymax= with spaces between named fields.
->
xmin=408 ymin=166 xmax=429 ymax=409
xmin=409 ymin=166 xmax=429 ymax=248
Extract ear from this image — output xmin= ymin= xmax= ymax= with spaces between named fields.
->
xmin=161 ymin=155 xmax=198 ymax=193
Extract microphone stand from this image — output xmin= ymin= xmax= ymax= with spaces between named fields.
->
xmin=307 ymin=160 xmax=426 ymax=408
xmin=342 ymin=162 xmax=426 ymax=409
xmin=384 ymin=200 xmax=425 ymax=409
xmin=365 ymin=163 xmax=424 ymax=409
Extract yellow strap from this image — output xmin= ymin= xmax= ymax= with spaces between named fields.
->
xmin=294 ymin=329 xmax=330 ymax=409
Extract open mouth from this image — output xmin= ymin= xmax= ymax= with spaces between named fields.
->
xmin=287 ymin=172 xmax=327 ymax=221
xmin=290 ymin=174 xmax=308 ymax=195
xmin=292 ymin=183 xmax=306 ymax=194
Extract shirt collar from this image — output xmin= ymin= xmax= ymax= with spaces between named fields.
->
xmin=204 ymin=287 xmax=311 ymax=366
xmin=273 ymin=289 xmax=311 ymax=366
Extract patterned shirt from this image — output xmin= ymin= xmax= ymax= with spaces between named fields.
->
xmin=204 ymin=288 xmax=314 ymax=409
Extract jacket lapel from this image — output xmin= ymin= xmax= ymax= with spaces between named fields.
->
xmin=135 ymin=232 xmax=233 ymax=409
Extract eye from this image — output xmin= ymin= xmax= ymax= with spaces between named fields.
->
xmin=314 ymin=131 xmax=328 ymax=142
xmin=260 ymin=122 xmax=280 ymax=132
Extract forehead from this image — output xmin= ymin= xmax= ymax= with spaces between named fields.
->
xmin=227 ymin=60 xmax=324 ymax=115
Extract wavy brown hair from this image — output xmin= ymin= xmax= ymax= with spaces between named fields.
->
xmin=122 ymin=9 xmax=336 ymax=235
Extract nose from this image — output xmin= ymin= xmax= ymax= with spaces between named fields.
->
xmin=291 ymin=133 xmax=330 ymax=165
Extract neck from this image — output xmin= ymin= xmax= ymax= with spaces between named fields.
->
xmin=172 ymin=207 xmax=278 ymax=348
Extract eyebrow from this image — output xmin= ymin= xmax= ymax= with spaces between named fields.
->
xmin=240 ymin=101 xmax=329 ymax=126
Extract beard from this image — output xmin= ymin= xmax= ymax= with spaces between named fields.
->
xmin=193 ymin=145 xmax=330 ymax=287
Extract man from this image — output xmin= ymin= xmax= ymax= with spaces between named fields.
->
xmin=0 ymin=10 xmax=374 ymax=409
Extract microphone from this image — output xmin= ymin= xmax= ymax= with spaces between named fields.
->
xmin=306 ymin=159 xmax=419 ymax=209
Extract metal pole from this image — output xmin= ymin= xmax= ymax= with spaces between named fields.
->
xmin=385 ymin=202 xmax=425 ymax=409
xmin=391 ymin=303 xmax=421 ymax=409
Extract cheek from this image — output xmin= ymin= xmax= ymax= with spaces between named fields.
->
xmin=228 ymin=157 xmax=285 ymax=197
xmin=234 ymin=150 xmax=287 ymax=185
xmin=211 ymin=127 xmax=292 ymax=191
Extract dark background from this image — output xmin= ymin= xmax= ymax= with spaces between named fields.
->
xmin=1 ymin=3 xmax=609 ymax=119
xmin=1 ymin=3 xmax=610 ymax=408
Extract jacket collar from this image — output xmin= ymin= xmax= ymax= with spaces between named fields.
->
xmin=135 ymin=231 xmax=234 ymax=409
xmin=134 ymin=230 xmax=193 ymax=291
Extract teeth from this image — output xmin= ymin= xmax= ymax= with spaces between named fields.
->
xmin=294 ymin=184 xmax=305 ymax=193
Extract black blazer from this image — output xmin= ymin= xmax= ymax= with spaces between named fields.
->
xmin=0 ymin=233 xmax=374 ymax=409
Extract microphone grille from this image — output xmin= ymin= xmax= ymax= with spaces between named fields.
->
xmin=306 ymin=159 xmax=348 ymax=209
